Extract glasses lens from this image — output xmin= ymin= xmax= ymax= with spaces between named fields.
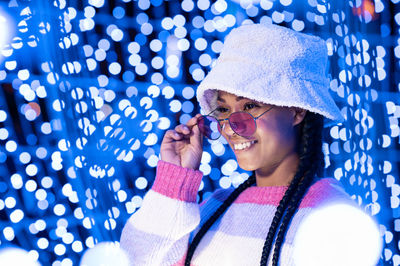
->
xmin=198 ymin=116 xmax=220 ymax=140
xmin=229 ymin=112 xmax=256 ymax=137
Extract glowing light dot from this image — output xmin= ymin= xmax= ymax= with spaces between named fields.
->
xmin=38 ymin=200 xmax=49 ymax=210
xmin=37 ymin=238 xmax=49 ymax=249
xmin=35 ymin=219 xmax=46 ymax=231
xmin=72 ymin=241 xmax=83 ymax=253
xmin=80 ymin=242 xmax=129 ymax=266
xmin=26 ymin=164 xmax=38 ymax=176
xmin=5 ymin=61 xmax=17 ymax=70
xmin=192 ymin=68 xmax=205 ymax=81
xmin=177 ymin=38 xmax=190 ymax=51
xmin=54 ymin=204 xmax=66 ymax=216
xmin=10 ymin=209 xmax=24 ymax=223
xmin=0 ymin=110 xmax=7 ymax=122
xmin=3 ymin=227 xmax=15 ymax=241
xmin=54 ymin=244 xmax=66 ymax=256
xmin=113 ymin=6 xmax=125 ymax=19
xmin=5 ymin=197 xmax=16 ymax=208
xmin=211 ymin=40 xmax=223 ymax=53
xmin=109 ymin=62 xmax=122 ymax=75
xmin=182 ymin=0 xmax=195 ymax=12
xmin=5 ymin=140 xmax=17 ymax=152
xmin=272 ymin=11 xmax=285 ymax=23
xmin=41 ymin=122 xmax=52 ymax=134
xmin=18 ymin=69 xmax=30 ymax=80
xmin=192 ymin=16 xmax=205 ymax=28
xmin=141 ymin=23 xmax=153 ymax=35
xmin=0 ymin=247 xmax=40 ymax=265
xmin=111 ymin=28 xmax=124 ymax=42
xmin=293 ymin=204 xmax=382 ymax=266
xmin=94 ymin=49 xmax=106 ymax=61
xmin=35 ymin=189 xmax=47 ymax=201
xmin=198 ymin=0 xmax=210 ymax=10
xmin=149 ymin=39 xmax=162 ymax=52
xmin=199 ymin=53 xmax=212 ymax=66
xmin=182 ymin=101 xmax=194 ymax=113
xmin=211 ymin=141 xmax=225 ymax=156
xmin=174 ymin=27 xmax=187 ymax=38
xmin=11 ymin=174 xmax=23 ymax=189
xmin=219 ymin=176 xmax=231 ymax=189
xmin=182 ymin=86 xmax=195 ymax=99
xmin=135 ymin=63 xmax=148 ymax=75
xmin=25 ymin=180 xmax=38 ymax=192
xmin=292 ymin=19 xmax=305 ymax=31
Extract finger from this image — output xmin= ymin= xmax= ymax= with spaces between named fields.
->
xmin=175 ymin=124 xmax=191 ymax=135
xmin=189 ymin=116 xmax=203 ymax=147
xmin=186 ymin=114 xmax=202 ymax=128
xmin=186 ymin=114 xmax=203 ymax=136
xmin=164 ymin=129 xmax=183 ymax=141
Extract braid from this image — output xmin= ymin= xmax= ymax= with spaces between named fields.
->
xmin=271 ymin=172 xmax=315 ymax=265
xmin=260 ymin=112 xmax=324 ymax=265
xmin=259 ymin=169 xmax=306 ymax=265
xmin=184 ymin=174 xmax=256 ymax=265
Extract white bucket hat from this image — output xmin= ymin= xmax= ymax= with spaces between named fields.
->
xmin=196 ymin=23 xmax=344 ymax=125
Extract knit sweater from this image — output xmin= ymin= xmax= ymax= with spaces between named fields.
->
xmin=120 ymin=160 xmax=352 ymax=266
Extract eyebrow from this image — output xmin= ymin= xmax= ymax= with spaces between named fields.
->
xmin=216 ymin=96 xmax=245 ymax=102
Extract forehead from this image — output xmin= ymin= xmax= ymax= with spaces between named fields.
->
xmin=216 ymin=91 xmax=263 ymax=104
xmin=217 ymin=91 xmax=246 ymax=101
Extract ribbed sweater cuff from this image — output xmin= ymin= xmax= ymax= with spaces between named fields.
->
xmin=152 ymin=160 xmax=203 ymax=202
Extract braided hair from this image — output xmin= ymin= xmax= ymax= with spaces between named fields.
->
xmin=262 ymin=112 xmax=324 ymax=265
xmin=184 ymin=174 xmax=256 ymax=265
xmin=185 ymin=111 xmax=324 ymax=265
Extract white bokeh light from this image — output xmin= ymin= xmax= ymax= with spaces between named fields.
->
xmin=0 ymin=14 xmax=10 ymax=52
xmin=0 ymin=247 xmax=41 ymax=266
xmin=293 ymin=204 xmax=382 ymax=266
xmin=80 ymin=241 xmax=129 ymax=266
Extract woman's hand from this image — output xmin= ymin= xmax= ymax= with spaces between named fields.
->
xmin=160 ymin=114 xmax=204 ymax=170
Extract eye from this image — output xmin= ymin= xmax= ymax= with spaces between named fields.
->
xmin=244 ymin=102 xmax=260 ymax=111
xmin=215 ymin=106 xmax=229 ymax=113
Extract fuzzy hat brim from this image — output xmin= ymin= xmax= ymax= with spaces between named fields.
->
xmin=196 ymin=23 xmax=344 ymax=126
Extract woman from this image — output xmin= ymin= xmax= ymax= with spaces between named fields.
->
xmin=120 ymin=23 xmax=375 ymax=265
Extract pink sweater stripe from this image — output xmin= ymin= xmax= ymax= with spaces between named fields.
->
xmin=152 ymin=160 xmax=203 ymax=202
xmin=234 ymin=178 xmax=346 ymax=208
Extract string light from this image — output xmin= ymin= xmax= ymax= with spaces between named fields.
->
xmin=0 ymin=0 xmax=398 ymax=265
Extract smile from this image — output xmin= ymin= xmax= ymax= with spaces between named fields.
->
xmin=233 ymin=140 xmax=257 ymax=151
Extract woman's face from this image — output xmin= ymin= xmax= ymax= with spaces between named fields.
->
xmin=215 ymin=91 xmax=306 ymax=175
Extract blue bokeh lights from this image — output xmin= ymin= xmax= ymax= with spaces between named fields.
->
xmin=0 ymin=0 xmax=399 ymax=265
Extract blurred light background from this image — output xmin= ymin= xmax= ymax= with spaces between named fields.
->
xmin=0 ymin=0 xmax=399 ymax=265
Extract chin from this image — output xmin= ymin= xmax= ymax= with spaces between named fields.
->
xmin=237 ymin=160 xmax=258 ymax=171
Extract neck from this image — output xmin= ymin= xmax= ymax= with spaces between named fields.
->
xmin=255 ymin=151 xmax=299 ymax=187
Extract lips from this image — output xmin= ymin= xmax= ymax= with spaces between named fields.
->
xmin=232 ymin=140 xmax=257 ymax=151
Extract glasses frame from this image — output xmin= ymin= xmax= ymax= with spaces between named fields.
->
xmin=199 ymin=106 xmax=274 ymax=140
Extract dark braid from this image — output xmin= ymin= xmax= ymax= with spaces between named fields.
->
xmin=260 ymin=112 xmax=324 ymax=265
xmin=268 ymin=112 xmax=324 ymax=266
xmin=259 ymin=168 xmax=306 ymax=265
xmin=184 ymin=174 xmax=256 ymax=265
xmin=271 ymin=174 xmax=315 ymax=265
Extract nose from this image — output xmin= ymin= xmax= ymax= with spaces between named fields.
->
xmin=220 ymin=120 xmax=236 ymax=137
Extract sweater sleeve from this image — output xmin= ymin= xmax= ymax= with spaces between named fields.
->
xmin=120 ymin=160 xmax=203 ymax=266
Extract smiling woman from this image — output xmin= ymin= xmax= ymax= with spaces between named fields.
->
xmin=120 ymin=23 xmax=381 ymax=266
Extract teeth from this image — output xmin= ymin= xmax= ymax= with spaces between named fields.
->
xmin=234 ymin=140 xmax=256 ymax=150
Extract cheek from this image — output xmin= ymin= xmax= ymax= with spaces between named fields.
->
xmin=256 ymin=118 xmax=295 ymax=145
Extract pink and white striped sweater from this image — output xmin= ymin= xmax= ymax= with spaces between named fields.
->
xmin=120 ymin=160 xmax=352 ymax=265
